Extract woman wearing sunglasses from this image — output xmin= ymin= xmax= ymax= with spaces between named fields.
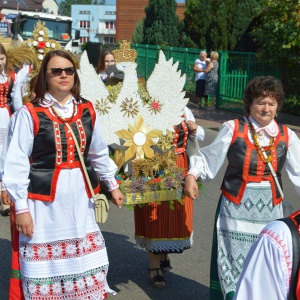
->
xmin=1 ymin=50 xmax=124 ymax=300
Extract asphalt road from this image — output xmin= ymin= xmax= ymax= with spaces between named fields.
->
xmin=0 ymin=104 xmax=299 ymax=300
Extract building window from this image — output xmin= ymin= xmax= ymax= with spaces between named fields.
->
xmin=105 ymin=21 xmax=115 ymax=29
xmin=104 ymin=36 xmax=115 ymax=44
xmin=80 ymin=37 xmax=90 ymax=43
xmin=79 ymin=21 xmax=90 ymax=29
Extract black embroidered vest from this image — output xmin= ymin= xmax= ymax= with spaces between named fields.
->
xmin=221 ymin=118 xmax=288 ymax=205
xmin=25 ymin=99 xmax=100 ymax=202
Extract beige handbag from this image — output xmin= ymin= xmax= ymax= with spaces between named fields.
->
xmin=52 ymin=106 xmax=109 ymax=223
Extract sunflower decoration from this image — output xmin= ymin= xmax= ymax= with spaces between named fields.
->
xmin=22 ymin=20 xmax=61 ymax=63
xmin=115 ymin=113 xmax=162 ymax=163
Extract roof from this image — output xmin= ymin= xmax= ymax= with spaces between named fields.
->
xmin=1 ymin=0 xmax=44 ymax=12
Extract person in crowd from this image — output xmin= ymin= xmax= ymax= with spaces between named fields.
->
xmin=204 ymin=51 xmax=219 ymax=108
xmin=134 ymin=106 xmax=205 ymax=288
xmin=194 ymin=50 xmax=208 ymax=109
xmin=0 ymin=43 xmax=23 ymax=217
xmin=0 ymin=50 xmax=124 ymax=300
xmin=234 ymin=210 xmax=300 ymax=300
xmin=184 ymin=76 xmax=300 ymax=299
xmin=96 ymin=49 xmax=116 ymax=82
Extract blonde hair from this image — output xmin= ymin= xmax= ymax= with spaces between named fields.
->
xmin=210 ymin=51 xmax=219 ymax=60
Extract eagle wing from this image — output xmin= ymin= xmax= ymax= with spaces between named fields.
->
xmin=140 ymin=50 xmax=189 ymax=134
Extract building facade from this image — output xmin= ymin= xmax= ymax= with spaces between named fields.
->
xmin=71 ymin=4 xmax=116 ymax=46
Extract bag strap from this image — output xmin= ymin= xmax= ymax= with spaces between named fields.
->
xmin=279 ymin=217 xmax=300 ymax=300
xmin=51 ymin=106 xmax=95 ymax=198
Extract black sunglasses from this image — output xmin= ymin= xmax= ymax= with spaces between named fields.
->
xmin=47 ymin=67 xmax=75 ymax=77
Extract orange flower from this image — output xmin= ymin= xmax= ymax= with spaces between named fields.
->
xmin=152 ymin=177 xmax=162 ymax=183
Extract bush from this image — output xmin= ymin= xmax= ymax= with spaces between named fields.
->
xmin=282 ymin=96 xmax=300 ymax=116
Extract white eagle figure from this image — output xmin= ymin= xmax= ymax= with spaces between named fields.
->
xmin=78 ymin=41 xmax=189 ymax=163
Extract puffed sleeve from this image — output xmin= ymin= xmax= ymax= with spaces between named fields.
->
xmin=188 ymin=120 xmax=234 ymax=181
xmin=285 ymin=128 xmax=300 ymax=195
xmin=234 ymin=220 xmax=292 ymax=300
xmin=2 ymin=107 xmax=34 ymax=213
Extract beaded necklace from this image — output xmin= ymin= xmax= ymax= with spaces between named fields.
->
xmin=248 ymin=121 xmax=275 ymax=163
xmin=51 ymin=102 xmax=76 ymax=123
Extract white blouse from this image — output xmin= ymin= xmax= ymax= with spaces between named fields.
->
xmin=234 ymin=219 xmax=293 ymax=300
xmin=188 ymin=116 xmax=300 ymax=195
xmin=1 ymin=94 xmax=119 ymax=213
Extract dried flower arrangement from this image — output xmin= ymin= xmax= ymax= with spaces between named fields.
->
xmin=114 ymin=147 xmax=186 ymax=208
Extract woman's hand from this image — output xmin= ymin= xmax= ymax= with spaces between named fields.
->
xmin=16 ymin=212 xmax=34 ymax=238
xmin=1 ymin=190 xmax=11 ymax=205
xmin=184 ymin=174 xmax=199 ymax=200
xmin=187 ymin=120 xmax=198 ymax=135
xmin=110 ymin=188 xmax=125 ymax=208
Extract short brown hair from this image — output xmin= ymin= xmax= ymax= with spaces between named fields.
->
xmin=243 ymin=76 xmax=285 ymax=115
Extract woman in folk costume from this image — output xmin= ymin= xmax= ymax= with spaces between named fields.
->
xmin=1 ymin=50 xmax=124 ymax=300
xmin=0 ymin=46 xmax=39 ymax=300
xmin=0 ymin=43 xmax=24 ymax=217
xmin=184 ymin=76 xmax=300 ymax=299
xmin=134 ymin=106 xmax=205 ymax=288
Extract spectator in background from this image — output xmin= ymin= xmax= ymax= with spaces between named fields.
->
xmin=204 ymin=51 xmax=219 ymax=109
xmin=193 ymin=50 xmax=208 ymax=109
xmin=96 ymin=49 xmax=116 ymax=82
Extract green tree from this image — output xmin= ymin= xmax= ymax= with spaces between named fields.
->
xmin=143 ymin=0 xmax=180 ymax=46
xmin=252 ymin=0 xmax=300 ymax=61
xmin=183 ymin=0 xmax=260 ymax=51
xmin=183 ymin=0 xmax=212 ymax=49
xmin=132 ymin=19 xmax=144 ymax=44
xmin=251 ymin=0 xmax=300 ymax=98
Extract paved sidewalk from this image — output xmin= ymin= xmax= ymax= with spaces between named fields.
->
xmin=186 ymin=93 xmax=300 ymax=137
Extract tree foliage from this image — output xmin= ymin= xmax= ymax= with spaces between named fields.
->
xmin=183 ymin=0 xmax=260 ymax=51
xmin=251 ymin=0 xmax=300 ymax=61
xmin=131 ymin=19 xmax=144 ymax=44
xmin=143 ymin=0 xmax=180 ymax=46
